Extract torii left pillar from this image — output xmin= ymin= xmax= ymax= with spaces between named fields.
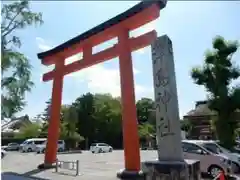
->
xmin=44 ymin=59 xmax=64 ymax=164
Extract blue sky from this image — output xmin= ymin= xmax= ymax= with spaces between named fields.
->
xmin=15 ymin=1 xmax=240 ymax=118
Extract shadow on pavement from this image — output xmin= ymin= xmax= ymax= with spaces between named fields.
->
xmin=22 ymin=169 xmax=46 ymax=177
xmin=2 ymin=172 xmax=50 ymax=180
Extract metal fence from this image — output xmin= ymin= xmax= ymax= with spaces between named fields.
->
xmin=55 ymin=159 xmax=80 ymax=176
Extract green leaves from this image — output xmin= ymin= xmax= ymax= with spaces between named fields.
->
xmin=138 ymin=122 xmax=155 ymax=139
xmin=15 ymin=122 xmax=42 ymax=139
xmin=191 ymin=67 xmax=206 ymax=85
xmin=213 ymin=36 xmax=226 ymax=51
xmin=1 ymin=50 xmax=34 ymax=94
xmin=180 ymin=119 xmax=192 ymax=133
xmin=136 ymin=98 xmax=155 ymax=125
xmin=37 ymin=93 xmax=156 ymax=148
xmin=229 ymin=86 xmax=240 ymax=111
xmin=190 ymin=35 xmax=240 ymax=149
xmin=1 ymin=1 xmax=43 ymax=119
xmin=1 ymin=94 xmax=25 ymax=118
xmin=1 ymin=0 xmax=43 ymax=38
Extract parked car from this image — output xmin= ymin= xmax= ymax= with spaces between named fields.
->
xmin=199 ymin=140 xmax=240 ymax=173
xmin=182 ymin=140 xmax=232 ymax=178
xmin=1 ymin=149 xmax=7 ymax=159
xmin=234 ymin=140 xmax=240 ymax=153
xmin=2 ymin=145 xmax=7 ymax=150
xmin=36 ymin=140 xmax=65 ymax=153
xmin=90 ymin=143 xmax=113 ymax=153
xmin=2 ymin=143 xmax=20 ymax=151
xmin=19 ymin=138 xmax=47 ymax=152
xmin=216 ymin=140 xmax=240 ymax=154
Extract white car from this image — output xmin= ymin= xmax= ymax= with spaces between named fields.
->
xmin=36 ymin=140 xmax=65 ymax=153
xmin=90 ymin=143 xmax=113 ymax=153
xmin=19 ymin=138 xmax=47 ymax=152
xmin=199 ymin=140 xmax=240 ymax=173
xmin=182 ymin=140 xmax=232 ymax=178
xmin=1 ymin=149 xmax=7 ymax=159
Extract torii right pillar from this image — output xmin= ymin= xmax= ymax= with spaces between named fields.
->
xmin=141 ymin=35 xmax=201 ymax=180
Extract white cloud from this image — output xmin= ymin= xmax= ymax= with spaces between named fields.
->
xmin=36 ymin=37 xmax=52 ymax=51
xmin=131 ymin=20 xmax=157 ymax=38
xmin=68 ymin=64 xmax=147 ymax=97
xmin=63 ymin=53 xmax=145 ymax=97
xmin=130 ymin=20 xmax=157 ymax=54
xmin=65 ymin=52 xmax=83 ymax=65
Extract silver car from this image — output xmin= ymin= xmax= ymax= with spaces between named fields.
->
xmin=182 ymin=140 xmax=232 ymax=178
xmin=3 ymin=143 xmax=20 ymax=151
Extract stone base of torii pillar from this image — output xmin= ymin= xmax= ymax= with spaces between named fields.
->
xmin=141 ymin=35 xmax=201 ymax=180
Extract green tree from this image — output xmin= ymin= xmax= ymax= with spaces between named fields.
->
xmin=15 ymin=122 xmax=42 ymax=139
xmin=71 ymin=93 xmax=123 ymax=148
xmin=40 ymin=99 xmax=70 ymax=123
xmin=180 ymin=118 xmax=192 ymax=133
xmin=93 ymin=94 xmax=122 ymax=143
xmin=60 ymin=105 xmax=83 ymax=141
xmin=1 ymin=0 xmax=43 ymax=119
xmin=60 ymin=122 xmax=84 ymax=148
xmin=38 ymin=99 xmax=52 ymax=134
xmin=72 ymin=93 xmax=95 ymax=148
xmin=39 ymin=102 xmax=80 ymax=134
xmin=235 ymin=128 xmax=240 ymax=139
xmin=41 ymin=99 xmax=52 ymax=122
xmin=191 ymin=36 xmax=240 ymax=149
xmin=138 ymin=122 xmax=155 ymax=148
xmin=136 ymin=98 xmax=155 ymax=125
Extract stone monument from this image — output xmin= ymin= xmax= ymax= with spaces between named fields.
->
xmin=152 ymin=35 xmax=183 ymax=162
xmin=141 ymin=35 xmax=201 ymax=180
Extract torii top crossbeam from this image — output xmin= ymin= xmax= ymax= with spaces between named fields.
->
xmin=37 ymin=1 xmax=165 ymax=81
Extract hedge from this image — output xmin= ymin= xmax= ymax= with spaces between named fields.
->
xmin=2 ymin=138 xmax=26 ymax=145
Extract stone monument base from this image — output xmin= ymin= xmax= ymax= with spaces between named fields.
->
xmin=141 ymin=159 xmax=201 ymax=180
xmin=117 ymin=169 xmax=145 ymax=180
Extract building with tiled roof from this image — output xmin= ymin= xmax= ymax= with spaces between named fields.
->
xmin=183 ymin=101 xmax=240 ymax=139
xmin=1 ymin=115 xmax=32 ymax=137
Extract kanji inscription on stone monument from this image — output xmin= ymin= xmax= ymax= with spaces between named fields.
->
xmin=151 ymin=35 xmax=183 ymax=161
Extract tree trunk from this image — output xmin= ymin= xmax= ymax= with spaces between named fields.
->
xmin=215 ymin=113 xmax=235 ymax=149
xmin=85 ymin=137 xmax=88 ymax=150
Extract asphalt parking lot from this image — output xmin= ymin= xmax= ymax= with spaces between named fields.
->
xmin=1 ymin=150 xmax=239 ymax=180
xmin=1 ymin=150 xmax=158 ymax=180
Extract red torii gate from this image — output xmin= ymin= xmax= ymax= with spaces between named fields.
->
xmin=37 ymin=1 xmax=165 ymax=176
